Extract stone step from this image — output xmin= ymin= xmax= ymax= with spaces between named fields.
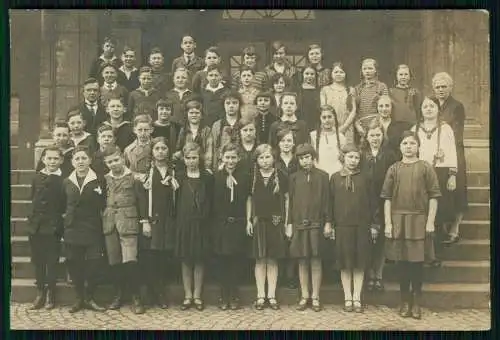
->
xmin=11 ymin=255 xmax=489 ymax=284
xmin=463 ymin=203 xmax=490 ymax=221
xmin=10 ymin=235 xmax=491 ymax=261
xmin=10 ymin=279 xmax=489 ymax=309
xmin=10 ymin=170 xmax=35 ymax=185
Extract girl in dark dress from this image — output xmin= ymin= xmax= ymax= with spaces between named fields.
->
xmin=361 ymin=119 xmax=399 ymax=293
xmin=254 ymin=91 xmax=278 ymax=144
xmin=330 ymin=144 xmax=375 ymax=313
xmin=288 ymin=144 xmax=332 ymax=312
xmin=175 ymin=142 xmax=213 ymax=311
xmin=389 ymin=64 xmax=422 ymax=125
xmin=431 ymin=72 xmax=468 ymax=244
xmin=268 ymin=92 xmax=309 ymax=148
xmin=237 ymin=118 xmax=258 ymax=173
xmin=212 ymin=143 xmax=252 ymax=310
xmin=275 ymin=128 xmax=299 ymax=289
xmin=297 ymin=65 xmax=321 ymax=132
xmin=140 ymin=137 xmax=179 ymax=309
xmin=381 ymin=131 xmax=441 ymax=320
xmin=248 ymin=144 xmax=289 ymax=310
xmin=305 ymin=44 xmax=331 ymax=88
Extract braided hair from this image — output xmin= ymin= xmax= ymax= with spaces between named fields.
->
xmin=252 ymin=144 xmax=280 ymax=195
xmin=316 ymin=105 xmax=341 ymax=162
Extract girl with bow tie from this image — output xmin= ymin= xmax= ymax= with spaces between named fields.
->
xmin=212 ymin=143 xmax=252 ymax=310
xmin=139 ymin=137 xmax=179 ymax=309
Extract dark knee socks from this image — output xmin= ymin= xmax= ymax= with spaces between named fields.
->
xmin=409 ymin=262 xmax=423 ymax=295
xmin=398 ymin=262 xmax=411 ymax=298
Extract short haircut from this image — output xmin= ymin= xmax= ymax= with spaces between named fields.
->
xmin=270 ymin=73 xmax=291 ymax=87
xmin=156 ymin=98 xmax=174 ymax=110
xmin=97 ymin=124 xmax=115 ymax=136
xmin=271 ymin=41 xmax=286 ymax=53
xmin=101 ymin=63 xmax=118 ymax=73
xmin=221 ymin=89 xmax=242 ymax=104
xmin=254 ymin=91 xmax=276 ymax=106
xmin=242 ymin=45 xmax=257 ymax=57
xmin=400 ymin=130 xmax=421 ymax=147
xmin=104 ymin=96 xmax=125 ymax=107
xmin=72 ymin=145 xmax=91 ymax=158
xmin=239 ymin=66 xmax=255 ymax=75
xmin=122 ymin=46 xmax=135 ymax=54
xmin=133 ymin=114 xmax=153 ymax=127
xmin=52 ymin=120 xmax=69 ymax=131
xmin=83 ymin=77 xmax=99 ymax=87
xmin=67 ymin=110 xmax=84 ymax=121
xmin=276 ymin=127 xmax=294 ymax=144
xmin=220 ymin=142 xmax=240 ymax=156
xmin=182 ymin=142 xmax=201 ymax=156
xmin=173 ymin=67 xmax=190 ymax=78
xmin=101 ymin=145 xmax=122 ymax=158
xmin=432 ymin=72 xmax=454 ymax=88
xmin=139 ymin=66 xmax=152 ymax=75
xmin=149 ymin=47 xmax=163 ymax=56
xmin=204 ymin=46 xmax=220 ymax=57
xmin=206 ymin=64 xmax=222 ymax=74
xmin=295 ymin=143 xmax=317 ymax=159
xmin=41 ymin=144 xmax=63 ymax=159
xmin=238 ymin=117 xmax=256 ymax=129
xmin=181 ymin=35 xmax=195 ymax=42
xmin=184 ymin=96 xmax=203 ymax=111
xmin=151 ymin=136 xmax=169 ymax=152
xmin=103 ymin=36 xmax=116 ymax=45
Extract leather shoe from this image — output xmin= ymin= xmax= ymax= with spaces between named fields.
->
xmin=86 ymin=299 xmax=106 ymax=312
xmin=399 ymin=302 xmax=412 ymax=318
xmin=69 ymin=300 xmax=85 ymax=313
xmin=45 ymin=288 xmax=56 ymax=310
xmin=29 ymin=288 xmax=46 ymax=310
xmin=132 ymin=295 xmax=145 ymax=314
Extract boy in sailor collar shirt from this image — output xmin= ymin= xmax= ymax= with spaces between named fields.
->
xmin=102 ymin=145 xmax=149 ymax=314
xmin=128 ymin=66 xmax=162 ymax=120
xmin=117 ymin=46 xmax=140 ymax=93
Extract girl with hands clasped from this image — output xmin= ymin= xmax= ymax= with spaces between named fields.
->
xmin=247 ymin=144 xmax=289 ymax=310
xmin=329 ymin=144 xmax=375 ymax=314
xmin=288 ymin=144 xmax=331 ymax=312
xmin=381 ymin=131 xmax=441 ymax=320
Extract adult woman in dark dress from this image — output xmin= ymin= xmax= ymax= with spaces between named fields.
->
xmin=431 ymin=72 xmax=468 ymax=244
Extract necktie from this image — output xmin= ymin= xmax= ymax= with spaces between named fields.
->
xmin=89 ymin=104 xmax=96 ymax=115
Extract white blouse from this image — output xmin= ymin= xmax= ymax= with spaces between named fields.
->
xmin=412 ymin=122 xmax=458 ymax=168
xmin=310 ymin=130 xmax=346 ymax=178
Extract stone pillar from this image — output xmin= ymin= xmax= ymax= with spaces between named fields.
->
xmin=11 ymin=10 xmax=42 ymax=168
xmin=419 ymin=10 xmax=489 ymax=137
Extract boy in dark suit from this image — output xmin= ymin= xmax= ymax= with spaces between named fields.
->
xmin=148 ymin=47 xmax=170 ymax=93
xmin=36 ymin=121 xmax=75 ymax=177
xmin=102 ymin=146 xmax=149 ymax=314
xmin=92 ymin=124 xmax=115 ymax=181
xmin=171 ymin=35 xmax=204 ymax=80
xmin=28 ymin=145 xmax=66 ymax=310
xmin=128 ymin=66 xmax=162 ymax=120
xmin=118 ymin=46 xmax=140 ymax=93
xmin=89 ymin=36 xmax=122 ymax=85
xmin=62 ymin=146 xmax=107 ymax=313
xmin=70 ymin=78 xmax=108 ymax=135
xmin=100 ymin=64 xmax=129 ymax=110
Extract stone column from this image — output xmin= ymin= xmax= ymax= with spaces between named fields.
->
xmin=11 ymin=10 xmax=42 ymax=168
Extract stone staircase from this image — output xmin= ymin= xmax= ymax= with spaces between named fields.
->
xmin=9 ymin=141 xmax=490 ymax=309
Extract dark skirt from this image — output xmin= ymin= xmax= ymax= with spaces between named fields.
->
xmin=289 ymin=227 xmax=322 ymax=259
xmin=455 ymin=145 xmax=468 ymax=212
xmin=250 ymin=218 xmax=287 ymax=259
xmin=435 ymin=167 xmax=457 ymax=225
xmin=174 ymin=217 xmax=210 ymax=262
xmin=335 ymin=225 xmax=370 ymax=270
xmin=212 ymin=217 xmax=247 ymax=256
xmin=385 ymin=214 xmax=434 ymax=262
xmin=139 ymin=215 xmax=176 ymax=252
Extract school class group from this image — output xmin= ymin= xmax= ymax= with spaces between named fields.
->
xmin=28 ymin=34 xmax=468 ymax=321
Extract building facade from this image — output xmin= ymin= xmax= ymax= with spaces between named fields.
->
xmin=10 ymin=9 xmax=490 ymax=166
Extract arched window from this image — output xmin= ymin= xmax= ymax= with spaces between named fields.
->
xmin=222 ymin=10 xmax=315 ymax=21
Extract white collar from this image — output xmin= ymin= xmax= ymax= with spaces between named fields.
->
xmin=138 ymin=87 xmax=154 ymax=95
xmin=104 ymin=82 xmax=118 ymax=90
xmin=205 ymin=83 xmax=224 ymax=92
xmin=71 ymin=131 xmax=91 ymax=146
xmin=99 ymin=55 xmax=117 ymax=62
xmin=174 ymin=88 xmax=189 ymax=94
xmin=281 ymin=115 xmax=298 ymax=123
xmin=85 ymin=100 xmax=98 ymax=107
xmin=104 ymin=120 xmax=130 ymax=129
xmin=119 ymin=65 xmax=137 ymax=73
xmin=68 ymin=168 xmax=98 ymax=193
xmin=40 ymin=168 xmax=62 ymax=176
xmin=107 ymin=167 xmax=132 ymax=179
xmin=184 ymin=53 xmax=195 ymax=60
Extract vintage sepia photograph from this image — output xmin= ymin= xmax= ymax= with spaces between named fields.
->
xmin=9 ymin=9 xmax=490 ymax=330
